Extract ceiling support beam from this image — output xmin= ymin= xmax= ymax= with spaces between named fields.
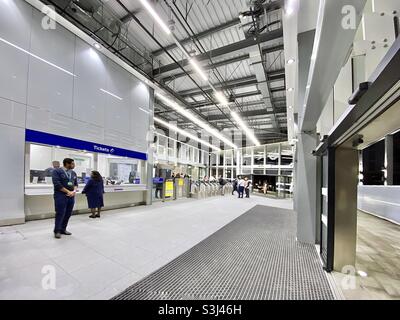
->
xmin=152 ymin=18 xmax=241 ymax=56
xmin=204 ymin=109 xmax=287 ymax=122
xmin=177 ymin=71 xmax=285 ymax=97
xmin=153 ymin=29 xmax=283 ymax=75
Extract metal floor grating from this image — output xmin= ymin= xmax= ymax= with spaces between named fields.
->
xmin=112 ymin=205 xmax=335 ymax=300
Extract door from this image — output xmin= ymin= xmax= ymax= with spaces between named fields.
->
xmin=320 ymin=148 xmax=335 ymax=271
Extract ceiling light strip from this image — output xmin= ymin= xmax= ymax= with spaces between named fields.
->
xmin=155 ymin=93 xmax=237 ymax=149
xmin=231 ymin=111 xmax=261 ymax=146
xmin=140 ymin=1 xmax=262 ymax=147
xmin=139 ymin=0 xmax=171 ymax=35
xmin=154 ymin=117 xmax=221 ymax=151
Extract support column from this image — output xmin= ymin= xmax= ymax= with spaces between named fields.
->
xmin=236 ymin=149 xmax=241 ymax=177
xmin=263 ymin=145 xmax=267 ymax=175
xmin=223 ymin=150 xmax=226 ymax=178
xmin=296 ymin=132 xmax=318 ymax=244
xmin=333 ymin=146 xmax=359 ymax=271
xmin=251 ymin=147 xmax=254 ymax=175
xmin=278 ymin=143 xmax=282 ymax=198
xmin=146 ymin=88 xmax=155 ymax=206
xmin=385 ymin=134 xmax=394 ymax=185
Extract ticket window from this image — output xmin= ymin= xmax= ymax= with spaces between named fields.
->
xmin=27 ymin=143 xmax=145 ymax=185
xmin=97 ymin=154 xmax=145 ymax=185
xmin=28 ymin=144 xmax=94 ymax=184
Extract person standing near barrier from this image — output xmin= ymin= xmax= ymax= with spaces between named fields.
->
xmin=238 ymin=176 xmax=245 ymax=198
xmin=218 ymin=175 xmax=224 ymax=195
xmin=245 ymin=177 xmax=251 ymax=198
xmin=232 ymin=178 xmax=238 ymax=195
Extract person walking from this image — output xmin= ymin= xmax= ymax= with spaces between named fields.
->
xmin=245 ymin=177 xmax=251 ymax=198
xmin=52 ymin=158 xmax=78 ymax=239
xmin=82 ymin=171 xmax=105 ymax=218
xmin=232 ymin=178 xmax=238 ymax=195
xmin=238 ymin=176 xmax=245 ymax=198
xmin=155 ymin=175 xmax=163 ymax=199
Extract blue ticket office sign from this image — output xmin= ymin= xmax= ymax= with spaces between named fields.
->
xmin=25 ymin=129 xmax=147 ymax=161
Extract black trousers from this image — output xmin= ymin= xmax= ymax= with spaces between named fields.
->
xmin=245 ymin=187 xmax=250 ymax=198
xmin=54 ymin=194 xmax=75 ymax=233
xmin=238 ymin=186 xmax=244 ymax=198
xmin=232 ymin=187 xmax=237 ymax=195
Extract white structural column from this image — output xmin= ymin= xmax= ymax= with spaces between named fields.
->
xmin=251 ymin=147 xmax=254 ymax=175
xmin=263 ymin=145 xmax=267 ymax=175
xmin=278 ymin=143 xmax=282 ymax=197
xmin=146 ymin=88 xmax=155 ymax=205
xmin=385 ymin=134 xmax=394 ymax=185
xmin=223 ymin=150 xmax=226 ymax=178
xmin=295 ymin=132 xmax=318 ymax=244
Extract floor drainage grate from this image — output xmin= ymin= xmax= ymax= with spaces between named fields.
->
xmin=112 ymin=205 xmax=335 ymax=300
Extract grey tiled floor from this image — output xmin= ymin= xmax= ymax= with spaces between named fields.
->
xmin=333 ymin=211 xmax=400 ymax=300
xmin=0 ymin=195 xmax=292 ymax=300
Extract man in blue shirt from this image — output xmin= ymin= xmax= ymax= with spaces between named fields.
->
xmin=52 ymin=158 xmax=78 ymax=239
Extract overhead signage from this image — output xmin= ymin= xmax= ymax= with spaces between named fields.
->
xmin=25 ymin=129 xmax=147 ymax=161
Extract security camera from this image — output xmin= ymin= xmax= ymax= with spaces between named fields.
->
xmin=352 ymin=135 xmax=364 ymax=148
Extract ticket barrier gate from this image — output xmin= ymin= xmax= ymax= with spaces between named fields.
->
xmin=189 ymin=180 xmax=234 ymax=199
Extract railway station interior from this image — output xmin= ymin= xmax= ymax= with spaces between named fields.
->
xmin=0 ymin=0 xmax=400 ymax=301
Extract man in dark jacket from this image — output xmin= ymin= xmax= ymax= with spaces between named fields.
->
xmin=52 ymin=158 xmax=78 ymax=239
xmin=232 ymin=178 xmax=238 ymax=195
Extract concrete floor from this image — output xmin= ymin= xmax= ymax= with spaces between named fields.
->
xmin=0 ymin=195 xmax=292 ymax=300
xmin=333 ymin=211 xmax=400 ymax=300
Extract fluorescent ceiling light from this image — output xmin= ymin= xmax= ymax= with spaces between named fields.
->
xmin=215 ymin=91 xmax=229 ymax=106
xmin=231 ymin=111 xmax=260 ymax=146
xmin=139 ymin=0 xmax=171 ymax=35
xmin=100 ymin=88 xmax=123 ymax=100
xmin=189 ymin=59 xmax=208 ymax=81
xmin=155 ymin=93 xmax=237 ymax=149
xmin=154 ymin=117 xmax=221 ymax=151
xmin=0 ymin=36 xmax=76 ymax=77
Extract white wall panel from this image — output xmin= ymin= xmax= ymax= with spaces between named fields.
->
xmin=105 ymin=60 xmax=132 ymax=135
xmin=73 ymin=39 xmax=107 ymax=126
xmin=26 ymin=105 xmax=50 ymax=131
xmin=0 ymin=124 xmax=25 ymax=224
xmin=131 ymin=81 xmax=150 ymax=152
xmin=27 ymin=10 xmax=75 ymax=116
xmin=0 ymin=97 xmax=26 ymax=128
xmin=0 ymin=42 xmax=29 ymax=104
xmin=27 ymin=59 xmax=74 ymax=116
xmin=29 ymin=10 xmax=75 ymax=71
xmin=104 ymin=129 xmax=121 ymax=147
xmin=0 ymin=0 xmax=32 ymax=49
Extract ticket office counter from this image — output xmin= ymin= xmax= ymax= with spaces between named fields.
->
xmin=24 ymin=134 xmax=149 ymax=220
